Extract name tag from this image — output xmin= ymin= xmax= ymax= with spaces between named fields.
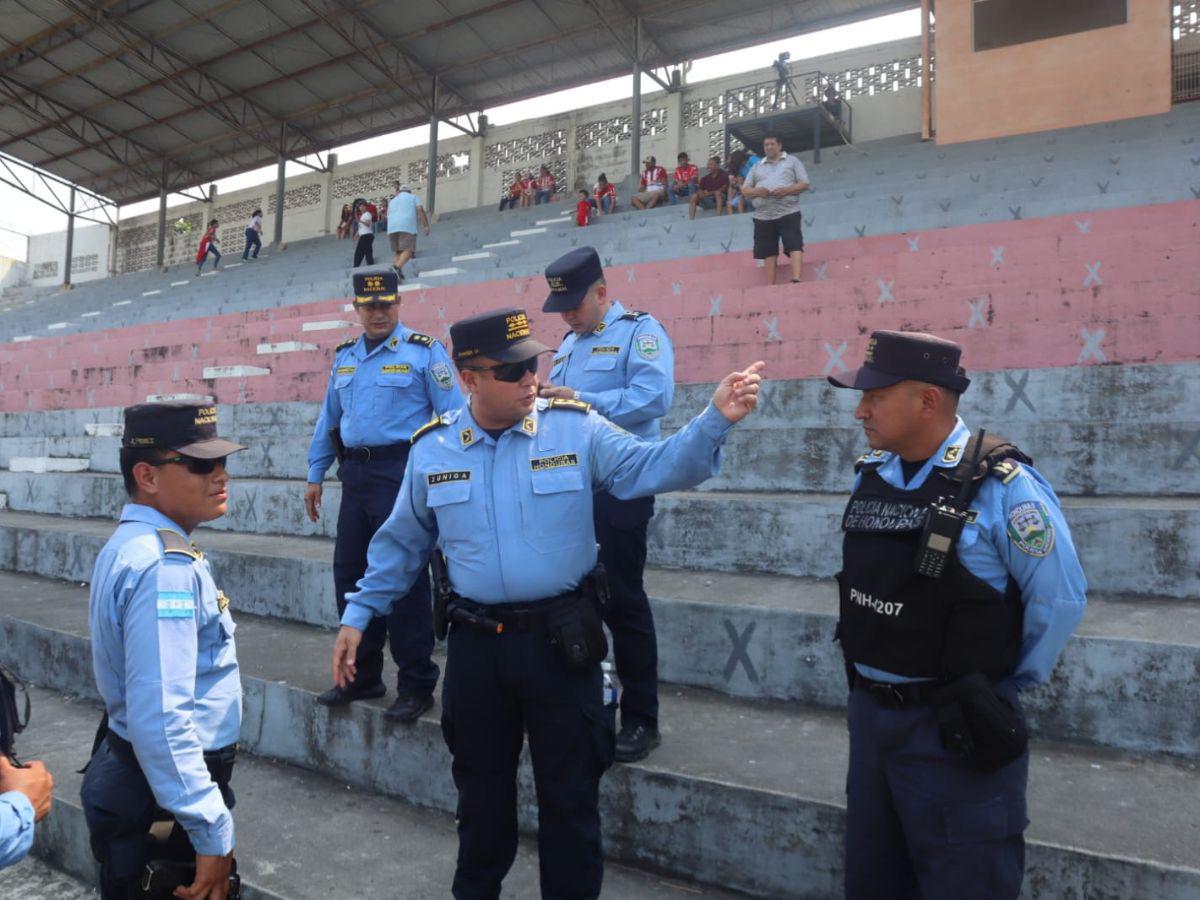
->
xmin=842 ymin=497 xmax=927 ymax=532
xmin=530 ymin=453 xmax=579 ymax=472
xmin=381 ymin=364 xmax=412 ymax=374
xmin=428 ymin=470 xmax=471 ymax=486
xmin=590 ymin=346 xmax=621 ymax=355
xmin=336 ymin=366 xmax=356 ymax=375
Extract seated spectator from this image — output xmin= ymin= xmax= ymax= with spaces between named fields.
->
xmin=690 ymin=157 xmax=729 ymax=220
xmin=669 ymin=152 xmax=699 ymax=206
xmin=726 ymin=150 xmax=761 ymax=215
xmin=336 ymin=203 xmax=354 ymax=239
xmin=534 ymin=165 xmax=556 ymax=205
xmin=822 ymin=84 xmax=843 ymax=122
xmin=575 ymin=189 xmax=596 ymax=227
xmin=499 ymin=177 xmax=522 ymax=211
xmin=631 ymin=156 xmax=668 ymax=209
xmin=594 ymin=173 xmax=617 ymax=215
xmin=520 ymin=171 xmax=536 ymax=208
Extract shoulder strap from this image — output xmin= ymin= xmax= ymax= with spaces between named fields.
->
xmin=412 ymin=415 xmax=448 ymax=444
xmin=852 ymin=450 xmax=887 ymax=473
xmin=335 ymin=337 xmax=357 ymax=351
xmin=406 ymin=332 xmax=435 ymax=348
xmin=156 ymin=528 xmax=200 ymax=560
xmin=619 ymin=310 xmax=648 ymax=321
xmin=547 ymin=397 xmax=592 ymax=414
xmin=949 ymin=433 xmax=1034 ymax=501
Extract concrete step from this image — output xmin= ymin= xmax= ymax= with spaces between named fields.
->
xmin=2 ymin=575 xmax=1197 ymax=899
xmin=0 ymin=856 xmax=94 ymax=900
xmin=20 ymin=685 xmax=730 ymax=900
xmin=0 ymin=513 xmax=1194 ymax=757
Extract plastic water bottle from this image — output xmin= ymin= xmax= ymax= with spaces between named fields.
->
xmin=601 ymin=661 xmax=618 ymax=708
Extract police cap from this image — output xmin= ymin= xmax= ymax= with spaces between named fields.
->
xmin=542 ymin=246 xmax=604 ymax=313
xmin=352 ymin=270 xmax=399 ymax=305
xmin=828 ymin=330 xmax=971 ymax=393
xmin=450 ymin=307 xmax=551 ymax=364
xmin=122 ymin=401 xmax=248 ymax=459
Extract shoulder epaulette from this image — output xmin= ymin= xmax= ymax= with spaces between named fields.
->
xmin=547 ymin=398 xmax=592 ymax=414
xmin=406 ymin=332 xmax=435 ymax=347
xmin=853 ymin=450 xmax=887 ymax=472
xmin=157 ymin=528 xmax=200 ymax=560
xmin=991 ymin=459 xmax=1023 ymax=485
xmin=412 ymin=415 xmax=449 ymax=443
xmin=335 ymin=337 xmax=357 ymax=351
xmin=949 ymin=433 xmax=1034 ymax=490
xmin=619 ymin=310 xmax=649 ymax=321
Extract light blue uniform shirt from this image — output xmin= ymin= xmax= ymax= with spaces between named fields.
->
xmin=0 ymin=791 xmax=33 ymax=869
xmin=307 ymin=323 xmax=464 ymax=483
xmin=853 ymin=418 xmax=1088 ymax=690
xmin=547 ymin=301 xmax=674 ymax=440
xmin=88 ymin=504 xmax=242 ymax=856
xmin=342 ymin=400 xmax=733 ymax=627
xmin=386 ymin=191 xmax=422 ymax=235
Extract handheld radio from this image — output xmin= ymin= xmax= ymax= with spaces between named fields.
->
xmin=914 ymin=429 xmax=986 ymax=579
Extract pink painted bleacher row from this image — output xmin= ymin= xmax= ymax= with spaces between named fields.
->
xmin=1 ymin=199 xmax=1197 ymax=413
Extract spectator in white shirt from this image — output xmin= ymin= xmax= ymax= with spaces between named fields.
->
xmin=631 ymin=157 xmax=668 ymax=210
xmin=242 ymin=209 xmax=263 ymax=261
xmin=740 ymin=134 xmax=810 ymax=285
xmin=353 ymin=201 xmax=375 ymax=267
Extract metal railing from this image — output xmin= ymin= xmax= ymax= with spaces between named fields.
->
xmin=722 ymin=69 xmax=853 ymax=142
xmin=1174 ymin=49 xmax=1200 ymax=103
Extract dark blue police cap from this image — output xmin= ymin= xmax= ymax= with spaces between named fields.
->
xmin=542 ymin=246 xmax=604 ymax=313
xmin=828 ymin=330 xmax=971 ymax=393
xmin=122 ymin=401 xmax=247 ymax=459
xmin=450 ymin=307 xmax=551 ymax=364
xmin=352 ymin=270 xmax=399 ymax=305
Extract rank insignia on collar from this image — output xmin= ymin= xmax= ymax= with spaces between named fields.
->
xmin=593 ymin=322 xmax=607 ymax=334
xmin=460 ymin=427 xmax=475 ymax=447
xmin=942 ymin=445 xmax=962 ymax=463
xmin=521 ymin=417 xmax=537 ymax=434
xmin=216 ymin=591 xmax=231 ymax=613
xmin=389 ymin=336 xmax=399 ymax=349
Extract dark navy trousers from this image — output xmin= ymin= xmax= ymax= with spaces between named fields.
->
xmin=592 ymin=490 xmax=658 ymax=728
xmin=440 ymin=623 xmax=616 ymax=900
xmin=844 ymin=684 xmax=1029 ymax=900
xmin=334 ymin=452 xmax=439 ymax=695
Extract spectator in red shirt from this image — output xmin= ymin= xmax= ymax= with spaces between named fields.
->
xmin=520 ymin=171 xmax=536 ymax=209
xmin=534 ymin=165 xmax=557 ymax=205
xmin=594 ymin=173 xmax=617 ymax=215
xmin=575 ymin=189 xmax=596 ymax=227
xmin=631 ymin=156 xmax=668 ymax=209
xmin=669 ymin=152 xmax=699 ymax=206
xmin=689 ymin=157 xmax=730 ymax=220
xmin=499 ymin=177 xmax=522 ymax=211
xmin=195 ymin=219 xmax=220 ymax=276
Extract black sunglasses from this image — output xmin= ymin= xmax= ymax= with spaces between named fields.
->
xmin=460 ymin=356 xmax=539 ymax=383
xmin=149 ymin=455 xmax=228 ymax=475
xmin=354 ymin=300 xmax=398 ymax=312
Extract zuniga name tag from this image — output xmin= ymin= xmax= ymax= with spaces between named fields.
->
xmin=428 ymin=470 xmax=471 ymax=486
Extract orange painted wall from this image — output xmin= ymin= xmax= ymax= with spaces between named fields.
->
xmin=934 ymin=0 xmax=1173 ymax=144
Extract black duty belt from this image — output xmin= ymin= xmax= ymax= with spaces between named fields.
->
xmin=853 ymin=673 xmax=941 ymax=710
xmin=343 ymin=441 xmax=410 ymax=463
xmin=451 ymin=592 xmax=578 ymax=634
xmin=106 ymin=731 xmax=238 ymax=785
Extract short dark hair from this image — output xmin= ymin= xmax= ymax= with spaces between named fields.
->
xmin=251 ymin=208 xmax=262 ymax=217
xmin=578 ymin=189 xmax=588 ymax=197
xmin=208 ymin=218 xmax=218 ymax=227
xmin=119 ymin=447 xmax=168 ymax=497
xmin=597 ymin=173 xmax=608 ymax=183
xmin=677 ymin=152 xmax=688 ymax=160
xmin=708 ymin=156 xmax=721 ymax=166
xmin=762 ymin=134 xmax=783 ymax=147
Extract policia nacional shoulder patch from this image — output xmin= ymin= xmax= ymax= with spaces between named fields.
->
xmin=1007 ymin=500 xmax=1055 ymax=557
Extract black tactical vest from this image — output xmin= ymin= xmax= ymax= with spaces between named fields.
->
xmin=837 ymin=435 xmax=1030 ymax=680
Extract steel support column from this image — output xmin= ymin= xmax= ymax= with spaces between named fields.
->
xmin=427 ymin=76 xmax=440 ymax=215
xmin=273 ymin=154 xmax=286 ymax=245
xmin=921 ymin=0 xmax=932 ymax=141
xmin=630 ymin=17 xmax=641 ymax=183
xmin=63 ymin=186 xmax=76 ymax=287
xmin=155 ymin=160 xmax=167 ymax=268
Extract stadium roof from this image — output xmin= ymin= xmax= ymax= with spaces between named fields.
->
xmin=0 ymin=0 xmax=914 ymax=205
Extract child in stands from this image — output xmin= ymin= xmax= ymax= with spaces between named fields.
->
xmin=575 ymin=189 xmax=595 ymax=227
xmin=195 ymin=219 xmax=220 ymax=275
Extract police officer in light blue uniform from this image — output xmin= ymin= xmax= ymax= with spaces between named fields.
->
xmin=330 ymin=307 xmax=765 ymax=900
xmin=81 ymin=401 xmax=246 ymax=900
xmin=828 ymin=331 xmax=1087 ymax=900
xmin=541 ymin=246 xmax=674 ymax=762
xmin=307 ymin=270 xmax=464 ymax=721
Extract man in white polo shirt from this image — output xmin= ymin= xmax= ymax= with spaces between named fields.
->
xmin=741 ymin=134 xmax=810 ymax=286
xmin=387 ymin=182 xmax=431 ymax=283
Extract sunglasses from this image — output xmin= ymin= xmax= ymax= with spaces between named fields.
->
xmin=460 ymin=356 xmax=539 ymax=383
xmin=150 ymin=455 xmax=228 ymax=475
xmin=354 ymin=300 xmax=398 ymax=312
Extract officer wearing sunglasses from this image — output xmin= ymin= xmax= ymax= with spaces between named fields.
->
xmin=306 ymin=270 xmax=464 ymax=722
xmin=81 ymin=401 xmax=247 ymax=900
xmin=330 ymin=306 xmax=766 ymax=899
xmin=541 ymin=245 xmax=674 ymax=763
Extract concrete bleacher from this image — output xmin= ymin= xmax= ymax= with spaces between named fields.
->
xmin=1 ymin=102 xmax=1198 ymax=898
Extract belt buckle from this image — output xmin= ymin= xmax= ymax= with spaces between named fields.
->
xmin=868 ymin=682 xmax=906 ymax=709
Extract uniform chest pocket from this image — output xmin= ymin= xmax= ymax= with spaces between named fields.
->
xmin=377 ymin=370 xmax=415 ymax=389
xmin=426 ymin=478 xmax=476 ymax=536
xmin=522 ymin=467 xmax=590 ymax=552
xmin=334 ymin=373 xmax=354 ymax=404
xmin=583 ymin=355 xmax=619 ymax=372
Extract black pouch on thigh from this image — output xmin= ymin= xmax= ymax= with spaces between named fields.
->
xmin=931 ymin=672 xmax=1028 ymax=773
xmin=547 ymin=596 xmax=608 ymax=671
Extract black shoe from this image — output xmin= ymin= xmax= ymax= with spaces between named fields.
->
xmin=615 ymin=722 xmax=661 ymax=763
xmin=383 ymin=690 xmax=434 ymax=723
xmin=315 ymin=681 xmax=386 ymax=707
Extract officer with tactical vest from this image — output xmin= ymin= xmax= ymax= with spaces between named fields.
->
xmin=330 ymin=307 xmax=765 ymax=899
xmin=828 ymin=331 xmax=1087 ymax=900
xmin=81 ymin=401 xmax=247 ymax=900
xmin=539 ymin=246 xmax=675 ymax=762
xmin=306 ymin=270 xmax=464 ymax=721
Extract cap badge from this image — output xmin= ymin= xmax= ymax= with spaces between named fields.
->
xmin=505 ymin=312 xmax=531 ymax=341
xmin=194 ymin=407 xmax=217 ymax=426
xmin=547 ymin=275 xmax=568 ymax=293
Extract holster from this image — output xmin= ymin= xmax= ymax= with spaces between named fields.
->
xmin=930 ymin=671 xmax=1028 ymax=772
xmin=547 ymin=564 xmax=610 ymax=671
xmin=140 ymin=858 xmax=241 ymax=899
xmin=431 ymin=549 xmax=451 ymax=641
xmin=331 ymin=427 xmax=346 ymax=464
xmin=0 ymin=665 xmax=29 ymax=765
